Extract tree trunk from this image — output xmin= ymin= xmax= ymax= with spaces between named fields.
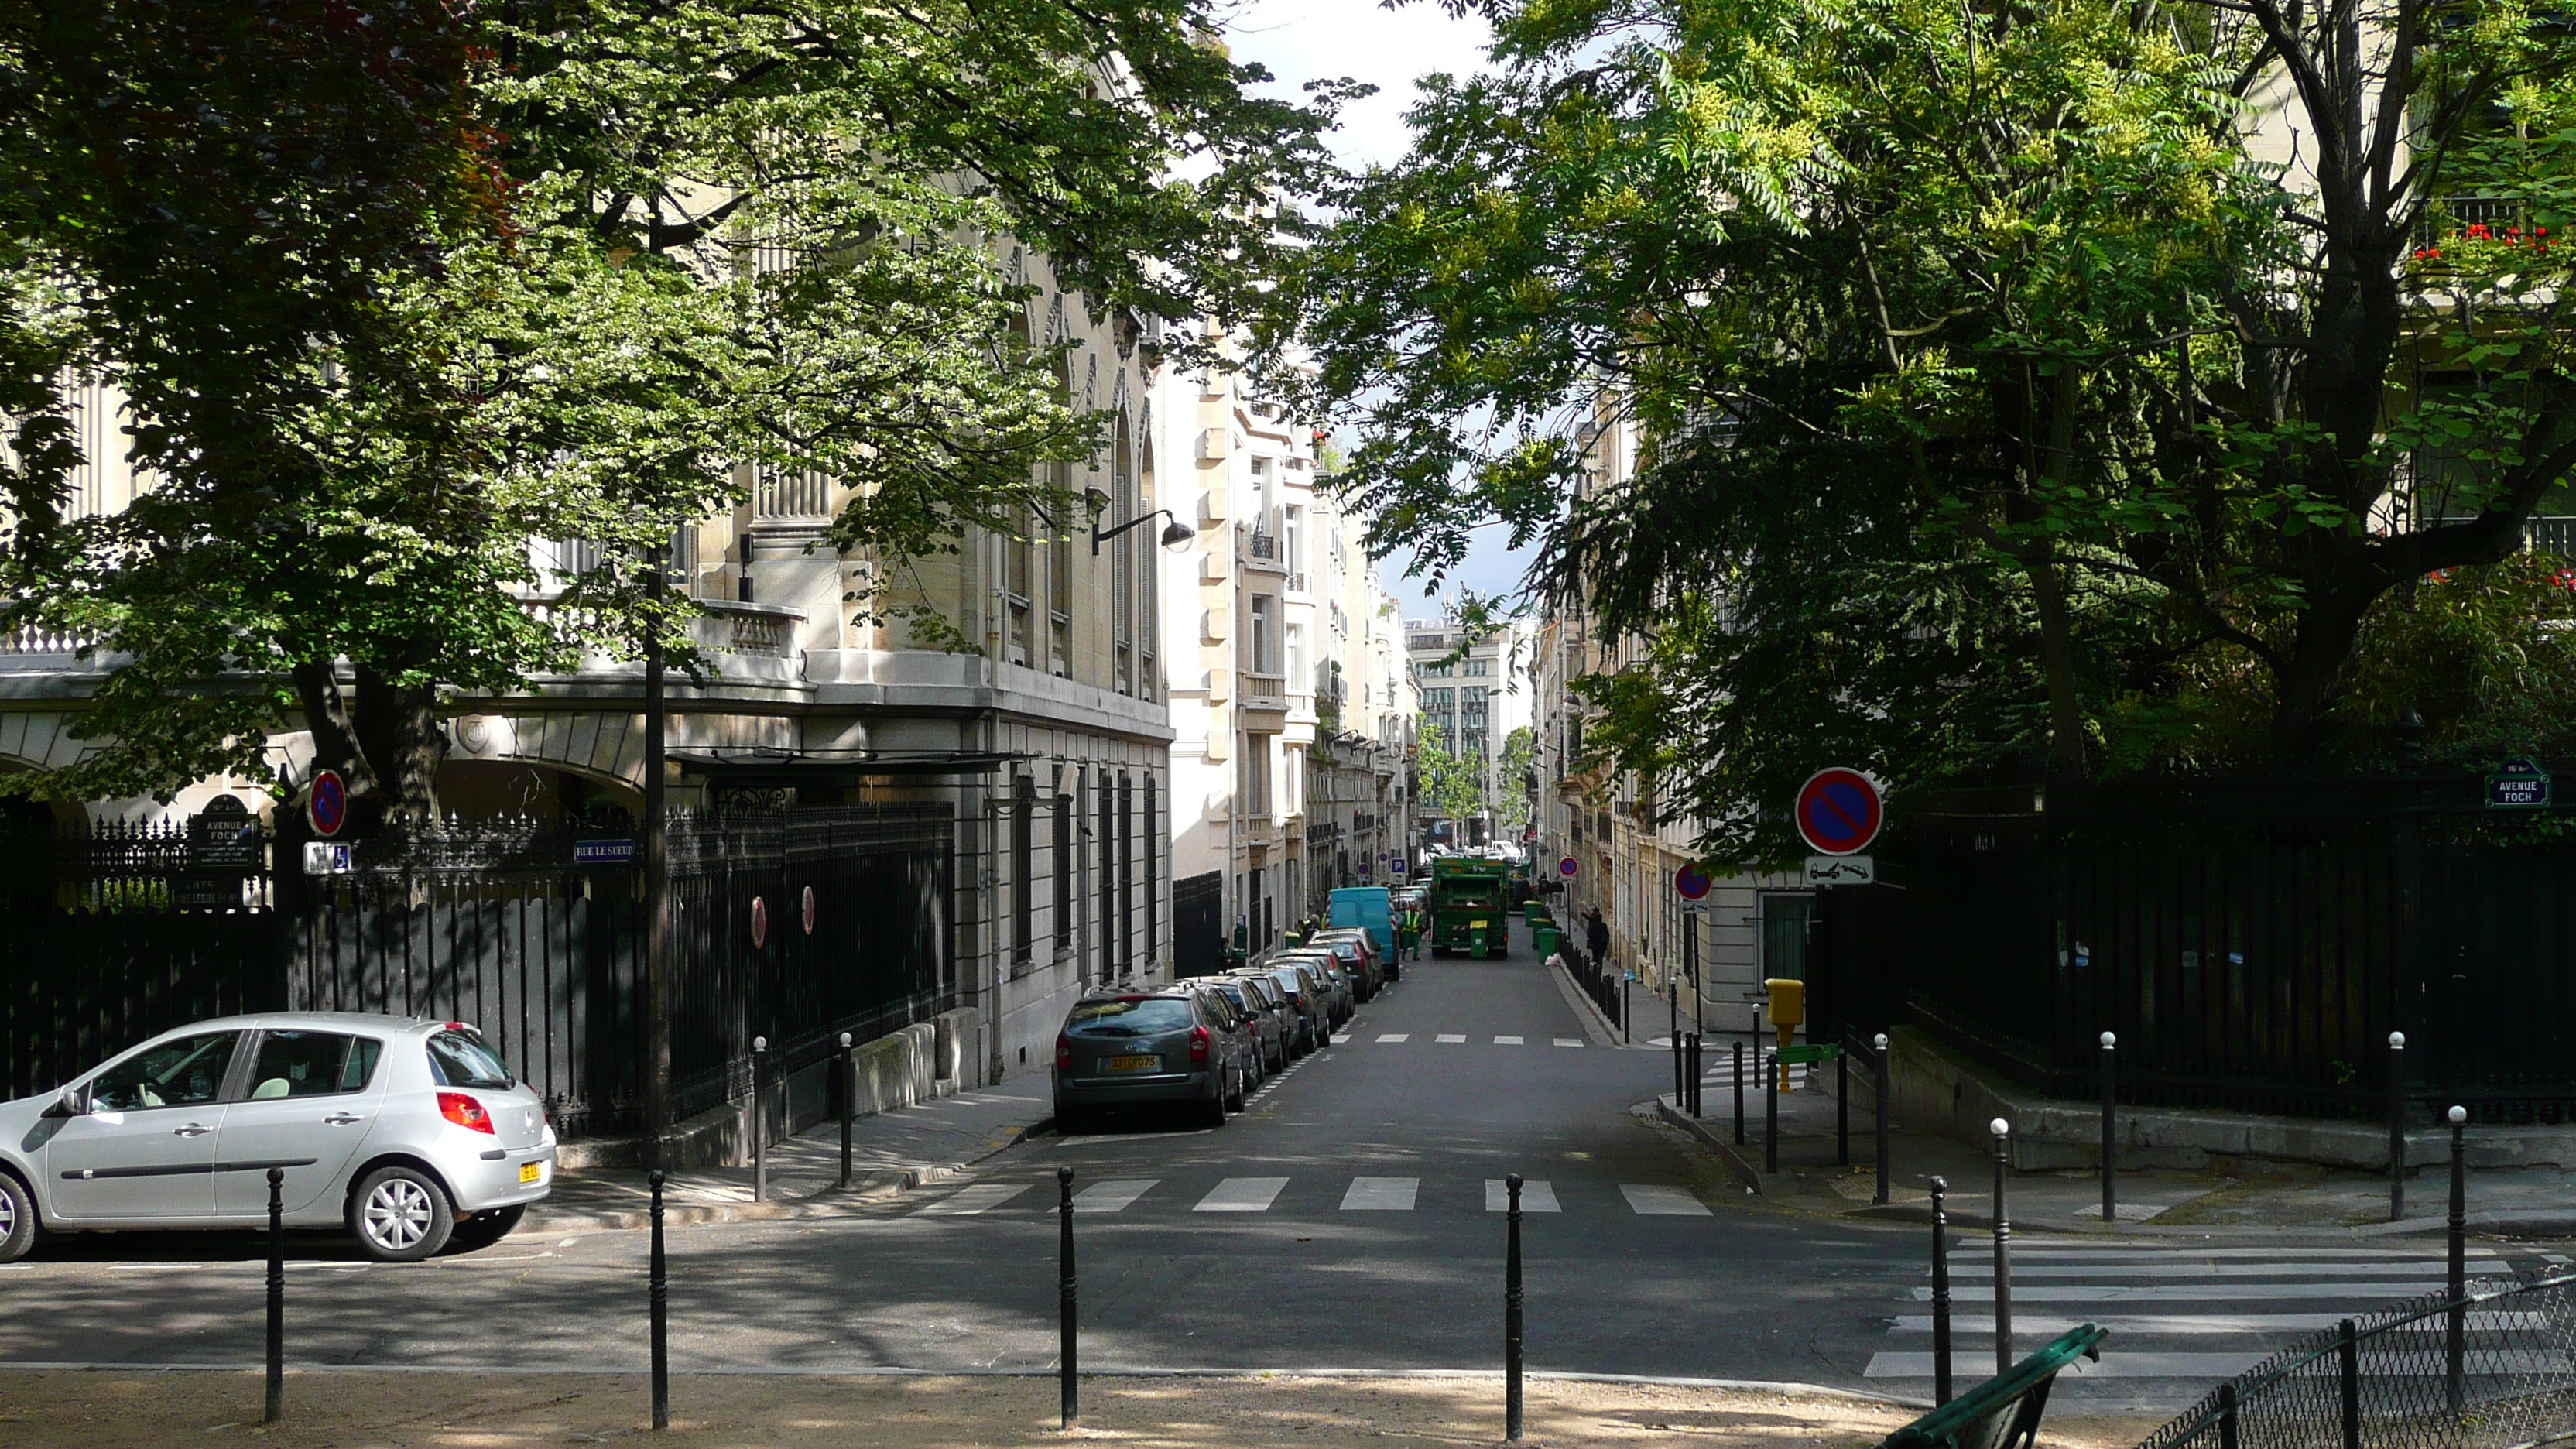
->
xmin=352 ymin=663 xmax=444 ymax=827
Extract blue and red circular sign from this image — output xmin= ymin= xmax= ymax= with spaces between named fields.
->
xmin=1675 ymin=864 xmax=1713 ymax=899
xmin=308 ymin=769 xmax=347 ymax=838
xmin=1558 ymin=856 xmax=1578 ymax=878
xmin=1794 ymin=767 xmax=1882 ymax=855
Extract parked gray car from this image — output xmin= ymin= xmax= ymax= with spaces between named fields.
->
xmin=1052 ymin=988 xmax=1250 ymax=1132
xmin=1199 ymin=976 xmax=1283 ymax=1078
xmin=0 ymin=1012 xmax=557 ymax=1264
xmin=1274 ymin=951 xmax=1353 ymax=1026
xmin=1253 ymin=963 xmax=1331 ymax=1050
xmin=1228 ymin=972 xmax=1297 ymax=1070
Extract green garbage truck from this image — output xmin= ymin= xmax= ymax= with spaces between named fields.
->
xmin=1428 ymin=858 xmax=1512 ymax=960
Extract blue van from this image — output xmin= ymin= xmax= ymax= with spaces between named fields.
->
xmin=1328 ymin=886 xmax=1396 ymax=958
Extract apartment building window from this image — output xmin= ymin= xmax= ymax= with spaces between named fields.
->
xmin=1048 ymin=358 xmax=1074 ymax=674
xmin=1112 ymin=413 xmax=1136 ymax=695
xmin=1243 ymin=735 xmax=1273 ymax=818
xmin=1427 ymin=688 xmax=1454 ymax=707
xmin=1098 ymin=783 xmax=1117 ymax=978
xmin=1005 ymin=507 xmax=1034 ymax=667
xmin=1012 ymin=775 xmax=1035 ymax=967
xmin=1054 ymin=784 xmax=1074 ymax=954
xmin=1143 ymin=775 xmax=1159 ymax=965
xmin=1117 ymin=772 xmax=1136 ymax=976
xmin=1463 ymin=658 xmax=1490 ymax=677
xmin=1287 ymin=625 xmax=1307 ymax=693
xmin=1759 ymin=893 xmax=1815 ymax=981
xmin=1248 ymin=594 xmax=1279 ymax=674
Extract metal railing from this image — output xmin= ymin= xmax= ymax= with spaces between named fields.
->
xmin=2136 ymin=1267 xmax=2576 ymax=1449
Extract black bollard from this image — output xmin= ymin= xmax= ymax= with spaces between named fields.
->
xmin=2100 ymin=1031 xmax=2118 ymax=1224
xmin=2339 ymin=1319 xmax=2362 ymax=1449
xmin=2447 ymin=1104 xmax=2468 ymax=1411
xmin=1990 ymin=1118 xmax=2012 ymax=1374
xmin=1687 ymin=1034 xmax=1702 ymax=1117
xmin=649 ymin=1170 xmax=669 ymax=1431
xmin=1059 ymin=1166 xmax=1078 ymax=1430
xmin=265 ymin=1167 xmax=283 ymax=1425
xmin=838 ymin=1030 xmax=855 ymax=1190
xmin=1621 ymin=976 xmax=1630 ymax=1043
xmin=1928 ymin=1176 xmax=1953 ymax=1406
xmin=2218 ymin=1382 xmax=2240 ymax=1449
xmin=1670 ymin=1001 xmax=1684 ymax=1104
xmin=1765 ymin=1053 xmax=1780 ymax=1174
xmin=1733 ymin=1040 xmax=1746 ymax=1146
xmin=1837 ymin=1034 xmax=1851 ymax=1168
xmin=1873 ymin=1033 xmax=1892 ymax=1207
xmin=751 ymin=1036 xmax=769 ymax=1204
xmin=2388 ymin=1031 xmax=2406 ymax=1223
xmin=1505 ymin=1172 xmax=1525 ymax=1442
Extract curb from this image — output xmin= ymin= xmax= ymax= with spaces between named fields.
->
xmin=0 ymin=1360 xmax=1922 ymax=1403
xmin=529 ymin=1118 xmax=1051 ymax=1232
xmin=1547 ymin=954 xmax=1629 ymax=1048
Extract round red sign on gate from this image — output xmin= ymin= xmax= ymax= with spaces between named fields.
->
xmin=801 ymin=886 xmax=816 ymax=937
xmin=308 ymin=769 xmax=347 ymax=838
xmin=1794 ymin=768 xmax=1884 ymax=856
xmin=751 ymin=896 xmax=769 ymax=948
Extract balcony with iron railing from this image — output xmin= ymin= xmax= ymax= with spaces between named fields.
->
xmin=0 ymin=594 xmax=804 ymax=669
xmin=1238 ymin=522 xmax=1288 ymax=575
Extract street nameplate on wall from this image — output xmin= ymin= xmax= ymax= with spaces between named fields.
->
xmin=2488 ymin=759 xmax=2552 ymax=810
xmin=1804 ymin=854 xmax=1874 ymax=886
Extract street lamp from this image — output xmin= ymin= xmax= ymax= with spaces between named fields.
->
xmin=1091 ymin=505 xmax=1196 ymax=555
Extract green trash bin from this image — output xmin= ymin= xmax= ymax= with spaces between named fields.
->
xmin=1533 ymin=923 xmax=1562 ymax=961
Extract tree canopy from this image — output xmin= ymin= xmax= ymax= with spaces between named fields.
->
xmin=1297 ymin=0 xmax=2576 ymax=865
xmin=0 ymin=0 xmax=1340 ymax=825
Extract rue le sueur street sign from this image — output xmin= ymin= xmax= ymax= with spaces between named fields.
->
xmin=1794 ymin=767 xmax=1882 ymax=855
xmin=2488 ymin=758 xmax=2553 ymax=810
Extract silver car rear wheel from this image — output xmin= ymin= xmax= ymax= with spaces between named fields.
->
xmin=0 ymin=1172 xmax=33 ymax=1262
xmin=351 ymin=1166 xmax=455 ymax=1262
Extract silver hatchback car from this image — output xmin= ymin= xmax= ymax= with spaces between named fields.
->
xmin=0 ymin=1012 xmax=557 ymax=1263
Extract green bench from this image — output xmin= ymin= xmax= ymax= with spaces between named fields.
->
xmin=1879 ymin=1325 xmax=2107 ymax=1449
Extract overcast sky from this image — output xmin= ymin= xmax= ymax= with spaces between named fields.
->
xmin=1218 ymin=0 xmax=1538 ymax=624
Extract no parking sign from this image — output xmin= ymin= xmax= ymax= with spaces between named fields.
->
xmin=1793 ymin=768 xmax=1882 ymax=856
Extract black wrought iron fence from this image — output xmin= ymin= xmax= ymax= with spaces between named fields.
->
xmin=2137 ymin=1268 xmax=2576 ymax=1449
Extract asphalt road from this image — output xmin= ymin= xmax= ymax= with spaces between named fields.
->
xmin=0 ymin=931 xmax=2498 ymax=1413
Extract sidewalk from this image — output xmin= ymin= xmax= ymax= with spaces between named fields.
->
xmin=0 ymin=1368 xmax=2167 ymax=1449
xmin=532 ymin=1081 xmax=1056 ymax=1231
xmin=1654 ymin=1074 xmax=2576 ymax=1239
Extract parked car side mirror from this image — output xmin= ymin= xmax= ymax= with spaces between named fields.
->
xmin=42 ymin=1088 xmax=87 ymax=1118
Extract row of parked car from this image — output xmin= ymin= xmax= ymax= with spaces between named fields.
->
xmin=1051 ymin=926 xmax=1399 ymax=1132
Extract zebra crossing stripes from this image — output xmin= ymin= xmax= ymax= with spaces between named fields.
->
xmin=1485 ymin=1179 xmax=1561 ymax=1212
xmin=1348 ymin=1033 xmax=1588 ymax=1046
xmin=1495 ymin=1035 xmax=1524 ymax=1045
xmin=916 ymin=1183 xmax=1033 ymax=1215
xmin=1194 ymin=1177 xmax=1290 ymax=1212
xmin=1069 ymin=1178 xmax=1157 ymax=1214
xmin=1619 ymin=1184 xmax=1711 ymax=1217
xmin=1435 ymin=1033 xmax=1468 ymax=1043
xmin=913 ymin=1176 xmax=1705 ymax=1218
xmin=1341 ymin=1177 xmax=1418 ymax=1210
xmin=1865 ymin=1241 xmax=2516 ymax=1383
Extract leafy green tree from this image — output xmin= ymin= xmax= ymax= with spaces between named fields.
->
xmin=1414 ymin=720 xmax=1487 ymax=826
xmin=1493 ymin=724 xmax=1535 ymax=834
xmin=1297 ymin=0 xmax=2576 ymax=865
xmin=0 ymin=0 xmax=1340 ymax=826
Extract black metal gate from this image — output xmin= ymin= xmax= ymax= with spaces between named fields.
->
xmin=1173 ymin=870 xmax=1224 ymax=977
xmin=0 ymin=804 xmax=954 ymax=1139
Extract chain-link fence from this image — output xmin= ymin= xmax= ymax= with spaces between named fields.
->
xmin=2138 ymin=1267 xmax=2576 ymax=1449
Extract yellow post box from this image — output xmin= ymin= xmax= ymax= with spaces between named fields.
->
xmin=1764 ymin=978 xmax=1805 ymax=1091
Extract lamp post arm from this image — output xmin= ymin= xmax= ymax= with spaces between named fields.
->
xmin=1093 ymin=507 xmax=1186 ymax=555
